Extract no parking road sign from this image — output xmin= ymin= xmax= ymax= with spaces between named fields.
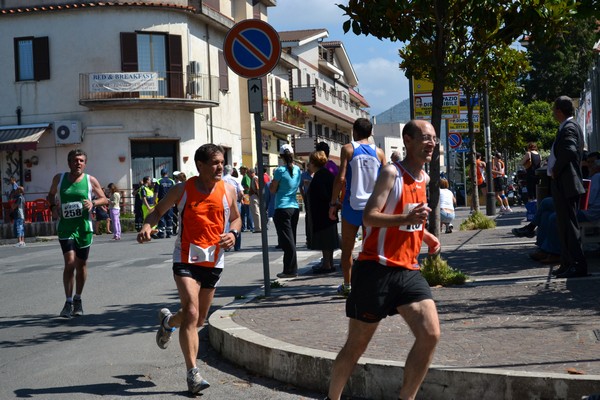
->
xmin=448 ymin=133 xmax=462 ymax=149
xmin=224 ymin=19 xmax=281 ymax=79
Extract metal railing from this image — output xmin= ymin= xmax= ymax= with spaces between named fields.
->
xmin=292 ymin=85 xmax=369 ymax=120
xmin=262 ymin=97 xmax=307 ymax=128
xmin=79 ymin=71 xmax=219 ymax=102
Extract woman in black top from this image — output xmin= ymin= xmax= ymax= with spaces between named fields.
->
xmin=521 ymin=142 xmax=541 ymax=201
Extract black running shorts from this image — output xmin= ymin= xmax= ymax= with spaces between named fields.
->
xmin=346 ymin=259 xmax=433 ymax=323
xmin=173 ymin=263 xmax=222 ymax=288
xmin=59 ymin=239 xmax=91 ymax=261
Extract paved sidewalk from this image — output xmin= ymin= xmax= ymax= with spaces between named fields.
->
xmin=210 ymin=206 xmax=600 ymax=399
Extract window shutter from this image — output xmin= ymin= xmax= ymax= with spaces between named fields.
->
xmin=13 ymin=37 xmax=21 ymax=81
xmin=204 ymin=0 xmax=219 ymax=11
xmin=33 ymin=37 xmax=50 ymax=81
xmin=218 ymin=50 xmax=229 ymax=92
xmin=120 ymin=32 xmax=138 ymax=72
xmin=167 ymin=34 xmax=183 ymax=98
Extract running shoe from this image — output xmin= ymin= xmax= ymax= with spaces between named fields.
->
xmin=72 ymin=298 xmax=83 ymax=316
xmin=187 ymin=367 xmax=210 ymax=394
xmin=337 ymin=283 xmax=351 ymax=297
xmin=156 ymin=308 xmax=175 ymax=349
xmin=60 ymin=301 xmax=73 ymax=318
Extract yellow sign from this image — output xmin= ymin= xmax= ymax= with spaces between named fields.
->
xmin=414 ymin=93 xmax=460 ymax=120
xmin=412 ymin=78 xmax=460 ymax=120
xmin=449 ymin=113 xmax=480 ymax=133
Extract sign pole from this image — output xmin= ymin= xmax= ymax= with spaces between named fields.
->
xmin=252 ymin=110 xmax=271 ymax=297
xmin=223 ymin=20 xmax=282 ymax=297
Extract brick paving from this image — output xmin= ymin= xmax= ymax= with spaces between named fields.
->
xmin=232 ymin=208 xmax=600 ymax=377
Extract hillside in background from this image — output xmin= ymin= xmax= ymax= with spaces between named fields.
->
xmin=373 ymin=98 xmax=410 ymax=124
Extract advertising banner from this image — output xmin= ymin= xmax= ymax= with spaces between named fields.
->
xmin=89 ymin=72 xmax=159 ymax=92
xmin=412 ymin=78 xmax=460 ymax=120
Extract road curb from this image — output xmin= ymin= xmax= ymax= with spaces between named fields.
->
xmin=209 ymin=290 xmax=600 ymax=400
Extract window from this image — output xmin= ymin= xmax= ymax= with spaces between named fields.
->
xmin=120 ymin=32 xmax=183 ymax=97
xmin=14 ymin=36 xmax=50 ymax=81
xmin=218 ymin=50 xmax=229 ymax=92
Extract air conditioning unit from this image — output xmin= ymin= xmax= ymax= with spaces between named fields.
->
xmin=187 ymin=81 xmax=203 ymax=98
xmin=54 ymin=121 xmax=82 ymax=145
xmin=187 ymin=61 xmax=201 ymax=76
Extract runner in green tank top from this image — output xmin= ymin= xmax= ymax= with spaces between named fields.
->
xmin=47 ymin=149 xmax=108 ymax=319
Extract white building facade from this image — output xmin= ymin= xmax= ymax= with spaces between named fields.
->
xmin=0 ymin=0 xmax=276 ymax=214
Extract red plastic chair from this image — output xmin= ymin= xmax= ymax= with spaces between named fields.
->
xmin=33 ymin=199 xmax=51 ymax=222
xmin=25 ymin=201 xmax=35 ymax=223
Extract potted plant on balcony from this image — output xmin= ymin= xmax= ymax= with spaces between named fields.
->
xmin=278 ymin=98 xmax=308 ymax=126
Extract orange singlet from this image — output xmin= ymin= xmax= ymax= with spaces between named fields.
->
xmin=173 ymin=177 xmax=230 ymax=268
xmin=357 ymin=162 xmax=427 ymax=270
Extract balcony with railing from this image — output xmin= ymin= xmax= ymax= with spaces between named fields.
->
xmin=79 ymin=71 xmax=219 ymax=110
xmin=292 ymin=85 xmax=369 ymax=124
xmin=260 ymin=97 xmax=307 ymax=136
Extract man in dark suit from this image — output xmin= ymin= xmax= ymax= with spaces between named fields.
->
xmin=549 ymin=96 xmax=587 ymax=278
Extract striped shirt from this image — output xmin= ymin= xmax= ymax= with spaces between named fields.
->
xmin=358 ymin=162 xmax=427 ymax=269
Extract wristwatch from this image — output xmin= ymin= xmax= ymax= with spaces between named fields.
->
xmin=229 ymin=229 xmax=240 ymax=239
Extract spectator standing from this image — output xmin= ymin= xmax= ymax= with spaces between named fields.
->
xmin=439 ymin=178 xmax=456 ymax=233
xmin=299 ymin=166 xmax=313 ymax=249
xmin=548 ymin=96 xmax=587 ymax=278
xmin=140 ymin=176 xmax=155 ymax=224
xmin=134 ymin=180 xmax=144 ymax=232
xmin=8 ymin=176 xmax=19 ymax=200
xmin=155 ymin=168 xmax=176 ymax=238
xmin=271 ymin=144 xmax=302 ymax=278
xmin=328 ymin=118 xmax=385 ymax=297
xmin=492 ymin=152 xmax=511 ymax=212
xmin=93 ymin=193 xmax=111 ymax=235
xmin=12 ymin=186 xmax=26 ymax=247
xmin=326 ymin=120 xmax=441 ymax=400
xmin=521 ymin=142 xmax=542 ymax=202
xmin=308 ymin=151 xmax=339 ymax=273
xmin=248 ymin=168 xmax=262 ymax=233
xmin=138 ymin=144 xmax=241 ymax=395
xmin=316 ymin=141 xmax=340 ymax=177
xmin=474 ymin=152 xmax=487 ymax=209
xmin=239 ymin=166 xmax=254 ymax=232
xmin=47 ymin=149 xmax=108 ymax=318
xmin=223 ymin=164 xmax=244 ymax=251
xmin=107 ymin=183 xmax=121 ymax=240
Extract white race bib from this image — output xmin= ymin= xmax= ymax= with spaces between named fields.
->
xmin=62 ymin=202 xmax=83 ymax=219
xmin=399 ymin=203 xmax=423 ymax=233
xmin=188 ymin=243 xmax=216 ymax=264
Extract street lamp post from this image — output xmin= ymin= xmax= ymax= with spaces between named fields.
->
xmin=483 ymin=87 xmax=496 ymax=215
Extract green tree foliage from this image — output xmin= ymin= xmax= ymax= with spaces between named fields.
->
xmin=489 ymin=84 xmax=556 ymax=155
xmin=523 ymin=16 xmax=600 ymax=102
xmin=338 ymin=0 xmax=576 ymax=233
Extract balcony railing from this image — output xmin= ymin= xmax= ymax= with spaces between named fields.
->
xmin=263 ymin=97 xmax=307 ymax=127
xmin=79 ymin=71 xmax=219 ymax=110
xmin=292 ymin=85 xmax=369 ymax=122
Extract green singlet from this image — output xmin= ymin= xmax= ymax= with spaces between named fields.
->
xmin=57 ymin=172 xmax=94 ymax=248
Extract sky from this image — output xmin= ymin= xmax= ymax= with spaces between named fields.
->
xmin=267 ymin=0 xmax=410 ymax=117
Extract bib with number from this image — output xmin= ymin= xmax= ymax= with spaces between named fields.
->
xmin=399 ymin=203 xmax=423 ymax=232
xmin=62 ymin=201 xmax=83 ymax=219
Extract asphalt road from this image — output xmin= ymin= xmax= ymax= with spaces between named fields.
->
xmin=0 ymin=217 xmax=328 ymax=399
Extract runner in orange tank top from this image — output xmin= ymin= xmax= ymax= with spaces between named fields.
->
xmin=137 ymin=144 xmax=241 ymax=395
xmin=326 ymin=120 xmax=441 ymax=400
